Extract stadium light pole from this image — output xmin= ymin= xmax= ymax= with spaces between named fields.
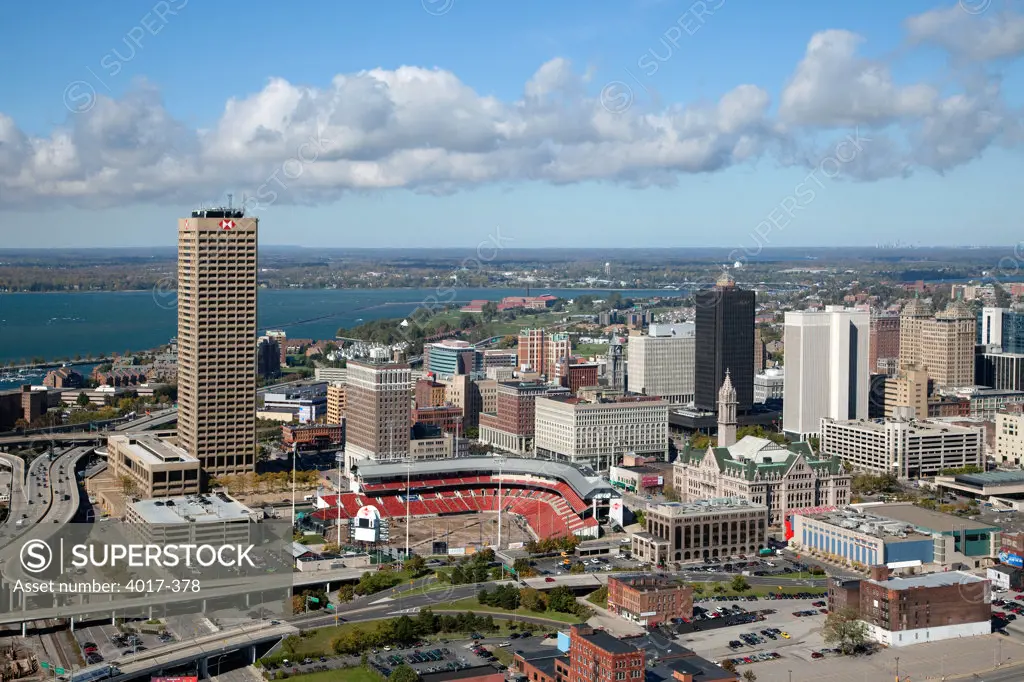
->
xmin=405 ymin=459 xmax=412 ymax=562
xmin=496 ymin=453 xmax=504 ymax=551
xmin=290 ymin=442 xmax=297 ymax=528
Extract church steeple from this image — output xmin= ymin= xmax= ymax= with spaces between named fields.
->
xmin=717 ymin=369 xmax=738 ymax=448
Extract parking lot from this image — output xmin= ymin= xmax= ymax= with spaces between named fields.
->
xmin=75 ymin=621 xmax=177 ymax=665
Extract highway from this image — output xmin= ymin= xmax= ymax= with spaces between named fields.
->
xmin=0 ymin=408 xmax=178 ymax=448
xmin=0 ymin=452 xmax=26 ymax=524
xmin=112 ymin=408 xmax=178 ymax=432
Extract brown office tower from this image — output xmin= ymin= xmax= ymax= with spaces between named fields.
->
xmin=344 ymin=350 xmax=411 ymax=469
xmin=177 ymin=208 xmax=258 ymax=480
xmin=869 ymin=312 xmax=901 ymax=374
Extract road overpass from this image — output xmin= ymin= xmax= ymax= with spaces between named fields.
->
xmin=76 ymin=621 xmax=298 ymax=681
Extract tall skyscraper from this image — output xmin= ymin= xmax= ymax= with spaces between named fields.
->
xmin=922 ymin=301 xmax=976 ymax=387
xmin=783 ymin=306 xmax=870 ymax=439
xmin=980 ymin=307 xmax=1008 ymax=346
xmin=898 ymin=297 xmax=932 ymax=369
xmin=626 ymin=323 xmax=695 ymax=405
xmin=517 ymin=328 xmax=571 ymax=378
xmin=694 ymin=273 xmax=755 ymax=412
xmin=869 ymin=312 xmax=900 ymax=374
xmin=344 ymin=351 xmax=411 ymax=467
xmin=177 ymin=208 xmax=258 ymax=479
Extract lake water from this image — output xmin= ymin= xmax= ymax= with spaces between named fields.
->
xmin=0 ymin=287 xmax=677 ymax=378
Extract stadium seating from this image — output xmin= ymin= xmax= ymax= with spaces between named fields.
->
xmin=339 ymin=470 xmax=603 ymax=539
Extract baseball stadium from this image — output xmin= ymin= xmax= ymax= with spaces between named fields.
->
xmin=310 ymin=457 xmax=624 ymax=548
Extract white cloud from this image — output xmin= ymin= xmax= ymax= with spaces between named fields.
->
xmin=1 ymin=23 xmax=1023 ymax=209
xmin=779 ymin=30 xmax=937 ymax=127
xmin=906 ymin=5 xmax=1024 ymax=61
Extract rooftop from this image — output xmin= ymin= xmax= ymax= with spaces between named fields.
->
xmin=822 ymin=417 xmax=981 ymax=434
xmin=798 ymin=507 xmax=937 ymax=544
xmin=513 ymin=652 xmax=565 ymax=680
xmin=955 ymin=470 xmax=1024 ymax=487
xmin=108 ymin=434 xmax=197 ymax=466
xmin=354 ymin=455 xmax=617 ymax=501
xmin=129 ymin=493 xmax=254 ymax=524
xmin=857 ymin=502 xmax=997 ymax=533
xmin=577 ymin=628 xmax=642 ymax=655
xmin=867 ymin=571 xmax=986 ymax=591
xmin=610 ymin=574 xmax=688 ymax=591
xmin=648 ymin=497 xmax=767 ymax=517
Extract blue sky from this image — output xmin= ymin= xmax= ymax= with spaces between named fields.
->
xmin=0 ymin=0 xmax=1022 ymax=248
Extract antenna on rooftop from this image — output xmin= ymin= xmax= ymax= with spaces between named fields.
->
xmin=227 ymin=193 xmax=233 ymax=210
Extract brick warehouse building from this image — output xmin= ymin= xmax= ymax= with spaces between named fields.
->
xmin=840 ymin=565 xmax=991 ymax=647
xmin=607 ymin=574 xmax=693 ymax=627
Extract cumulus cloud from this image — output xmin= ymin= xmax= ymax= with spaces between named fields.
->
xmin=1 ymin=16 xmax=1023 ymax=209
xmin=906 ymin=5 xmax=1024 ymax=61
xmin=779 ymin=30 xmax=938 ymax=127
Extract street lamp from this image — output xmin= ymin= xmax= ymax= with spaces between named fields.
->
xmin=895 ymin=656 xmax=900 ymax=682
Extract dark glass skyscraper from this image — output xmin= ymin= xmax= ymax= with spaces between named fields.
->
xmin=694 ymin=273 xmax=755 ymax=413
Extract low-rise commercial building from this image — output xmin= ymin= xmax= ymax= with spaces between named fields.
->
xmin=564 ymin=624 xmax=645 ymax=682
xmin=791 ymin=506 xmax=949 ymax=570
xmin=987 ymin=564 xmax=1024 ymax=590
xmin=674 ymin=437 xmax=850 ymax=525
xmin=753 ymin=367 xmax=784 ymax=404
xmin=106 ymin=434 xmax=201 ymax=499
xmin=844 ymin=502 xmax=998 ymax=567
xmin=854 ymin=566 xmax=991 ymax=647
xmin=819 ymin=412 xmax=983 ymax=478
xmin=606 ymin=574 xmax=693 ymax=627
xmin=281 ymin=423 xmax=344 ymax=449
xmin=125 ymin=492 xmax=257 ymax=545
xmin=632 ymin=498 xmax=768 ymax=565
xmin=609 ymin=464 xmax=665 ymax=495
xmin=262 ymin=384 xmax=328 ymax=424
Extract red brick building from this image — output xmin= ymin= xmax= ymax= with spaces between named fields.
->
xmin=493 ymin=381 xmax=557 ymax=435
xmin=607 ymin=575 xmax=693 ymax=627
xmin=412 ymin=405 xmax=464 ymax=433
xmin=553 ymin=361 xmax=599 ymax=394
xmin=870 ymin=313 xmax=901 ymax=374
xmin=839 ymin=565 xmax=992 ymax=647
xmin=281 ymin=423 xmax=344 ymax=449
xmin=415 ymin=379 xmax=447 ymax=408
xmin=565 ymin=625 xmax=645 ymax=682
xmin=44 ymin=367 xmax=84 ymax=389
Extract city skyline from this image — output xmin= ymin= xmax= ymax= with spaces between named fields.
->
xmin=1 ymin=0 xmax=1023 ymax=248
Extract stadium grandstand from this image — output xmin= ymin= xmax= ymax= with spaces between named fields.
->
xmin=312 ymin=456 xmax=623 ymax=540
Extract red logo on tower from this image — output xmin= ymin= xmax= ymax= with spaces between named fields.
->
xmin=220 ymin=219 xmax=235 ymax=230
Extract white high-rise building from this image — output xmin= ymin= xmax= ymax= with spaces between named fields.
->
xmin=981 ymin=307 xmax=1009 ymax=347
xmin=783 ymin=306 xmax=870 ymax=440
xmin=626 ymin=323 xmax=695 ymax=405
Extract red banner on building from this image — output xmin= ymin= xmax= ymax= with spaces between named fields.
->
xmin=784 ymin=519 xmax=794 ymax=541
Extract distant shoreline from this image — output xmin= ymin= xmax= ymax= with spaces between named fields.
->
xmin=0 ymin=286 xmax=681 ymax=295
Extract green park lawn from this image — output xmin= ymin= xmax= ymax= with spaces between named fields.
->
xmin=693 ymin=584 xmax=826 ymax=599
xmin=282 ymin=668 xmax=381 ymax=682
xmin=434 ymin=597 xmax=584 ymax=624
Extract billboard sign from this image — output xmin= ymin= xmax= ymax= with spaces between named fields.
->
xmin=1000 ymin=551 xmax=1024 ymax=568
xmin=641 ymin=475 xmax=662 ymax=488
